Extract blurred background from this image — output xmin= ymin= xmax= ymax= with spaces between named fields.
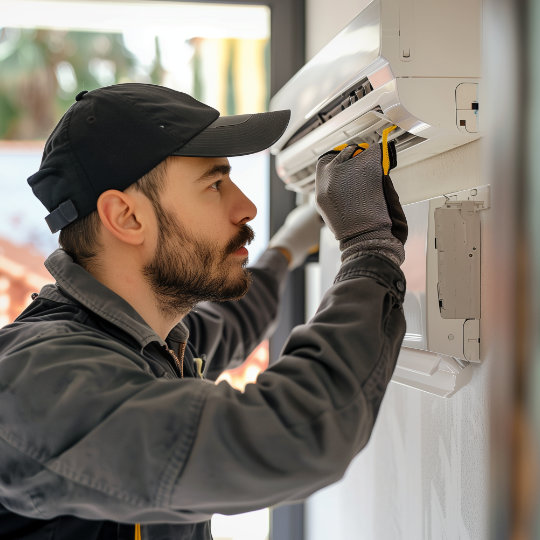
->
xmin=0 ymin=1 xmax=274 ymax=538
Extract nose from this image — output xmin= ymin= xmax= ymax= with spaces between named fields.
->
xmin=231 ymin=182 xmax=257 ymax=225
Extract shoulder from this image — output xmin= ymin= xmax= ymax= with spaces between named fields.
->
xmin=0 ymin=316 xmax=152 ymax=378
xmin=1 ymin=317 xmax=91 ymax=351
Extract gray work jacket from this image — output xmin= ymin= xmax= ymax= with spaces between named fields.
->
xmin=0 ymin=247 xmax=406 ymax=540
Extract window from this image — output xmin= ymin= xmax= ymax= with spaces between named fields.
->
xmin=0 ymin=2 xmax=272 ymax=538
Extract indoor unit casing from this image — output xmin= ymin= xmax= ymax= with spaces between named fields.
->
xmin=269 ymin=0 xmax=481 ymax=192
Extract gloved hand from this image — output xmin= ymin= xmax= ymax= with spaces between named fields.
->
xmin=315 ymin=136 xmax=407 ymax=266
xmin=268 ymin=203 xmax=324 ymax=269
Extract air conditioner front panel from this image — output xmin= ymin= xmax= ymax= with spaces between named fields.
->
xmin=270 ymin=0 xmax=382 ymax=152
xmin=273 ymin=75 xmax=480 ymax=192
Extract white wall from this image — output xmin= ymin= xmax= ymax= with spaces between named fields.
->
xmin=306 ymin=141 xmax=492 ymax=539
xmin=303 ymin=3 xmax=491 ymax=537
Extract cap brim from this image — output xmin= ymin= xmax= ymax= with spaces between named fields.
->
xmin=172 ymin=109 xmax=291 ymax=158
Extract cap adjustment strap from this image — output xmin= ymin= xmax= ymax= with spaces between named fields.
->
xmin=45 ymin=200 xmax=79 ymax=233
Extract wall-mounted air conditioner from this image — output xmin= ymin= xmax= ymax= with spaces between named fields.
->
xmin=269 ymin=0 xmax=481 ymax=192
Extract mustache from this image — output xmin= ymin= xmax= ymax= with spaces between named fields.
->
xmin=225 ymin=224 xmax=255 ymax=255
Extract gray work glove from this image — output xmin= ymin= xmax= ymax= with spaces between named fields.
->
xmin=315 ymin=141 xmax=407 ymax=266
xmin=268 ymin=203 xmax=324 ymax=269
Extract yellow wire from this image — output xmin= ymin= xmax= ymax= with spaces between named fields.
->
xmin=135 ymin=523 xmax=141 ymax=540
xmin=382 ymin=125 xmax=397 ymax=175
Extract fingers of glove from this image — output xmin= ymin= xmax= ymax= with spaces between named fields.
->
xmin=331 ymin=143 xmax=368 ymax=157
xmin=352 ymin=145 xmax=368 ymax=157
xmin=268 ymin=204 xmax=323 ymax=268
xmin=316 ymin=144 xmax=394 ymax=242
xmin=316 ymin=143 xmax=379 ymax=204
xmin=317 ymin=144 xmax=357 ymax=168
xmin=333 ymin=144 xmax=359 ymax=164
xmin=382 ymin=175 xmax=408 ymax=245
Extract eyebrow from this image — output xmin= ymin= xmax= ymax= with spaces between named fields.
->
xmin=195 ymin=164 xmax=231 ymax=183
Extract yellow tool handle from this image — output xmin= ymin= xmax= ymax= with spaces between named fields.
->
xmin=333 ymin=142 xmax=369 ymax=157
xmin=331 ymin=124 xmax=397 ymax=169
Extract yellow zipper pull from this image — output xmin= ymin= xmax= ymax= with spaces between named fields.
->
xmin=135 ymin=523 xmax=141 ymax=540
xmin=194 ymin=357 xmax=204 ymax=378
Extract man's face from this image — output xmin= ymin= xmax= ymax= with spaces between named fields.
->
xmin=142 ymin=156 xmax=257 ymax=315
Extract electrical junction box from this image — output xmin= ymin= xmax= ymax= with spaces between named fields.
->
xmin=435 ymin=200 xmax=482 ymax=320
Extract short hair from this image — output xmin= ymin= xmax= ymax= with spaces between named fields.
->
xmin=58 ymin=158 xmax=170 ymax=270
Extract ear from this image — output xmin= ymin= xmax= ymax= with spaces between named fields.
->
xmin=96 ymin=189 xmax=147 ymax=246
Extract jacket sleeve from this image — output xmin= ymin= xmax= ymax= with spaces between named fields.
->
xmin=183 ymin=248 xmax=290 ymax=380
xmin=170 ymin=253 xmax=406 ymax=515
xmin=0 ymin=253 xmax=405 ymax=524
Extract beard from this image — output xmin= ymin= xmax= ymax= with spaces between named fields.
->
xmin=143 ymin=206 xmax=254 ymax=316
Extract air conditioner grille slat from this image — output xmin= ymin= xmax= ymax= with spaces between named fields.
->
xmin=282 ymin=77 xmax=373 ymax=150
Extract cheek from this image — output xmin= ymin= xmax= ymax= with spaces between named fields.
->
xmin=183 ymin=212 xmax=218 ymax=240
xmin=182 ymin=205 xmax=231 ymax=242
xmin=167 ymin=187 xmax=235 ymax=244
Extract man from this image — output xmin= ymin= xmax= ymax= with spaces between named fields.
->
xmin=0 ymin=83 xmax=407 ymax=540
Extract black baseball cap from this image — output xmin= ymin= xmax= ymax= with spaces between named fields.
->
xmin=27 ymin=83 xmax=290 ymax=233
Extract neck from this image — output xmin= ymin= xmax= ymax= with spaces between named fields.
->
xmin=89 ymin=254 xmax=188 ymax=341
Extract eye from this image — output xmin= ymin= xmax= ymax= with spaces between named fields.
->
xmin=210 ymin=180 xmax=223 ymax=191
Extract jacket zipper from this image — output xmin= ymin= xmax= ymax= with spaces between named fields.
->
xmin=135 ymin=343 xmax=186 ymax=539
xmin=167 ymin=342 xmax=185 ymax=379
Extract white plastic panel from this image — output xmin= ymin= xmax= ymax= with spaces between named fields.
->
xmin=401 ymin=199 xmax=429 ymax=350
xmin=384 ymin=0 xmax=482 ymax=78
xmin=393 ymin=348 xmax=472 ymax=398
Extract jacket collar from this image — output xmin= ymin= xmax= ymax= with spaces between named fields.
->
xmin=42 ymin=249 xmax=189 ymax=350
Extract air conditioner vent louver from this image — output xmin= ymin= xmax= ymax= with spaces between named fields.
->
xmin=283 ymin=77 xmax=373 ymax=150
